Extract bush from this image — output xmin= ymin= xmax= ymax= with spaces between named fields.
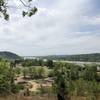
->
xmin=38 ymin=85 xmax=53 ymax=95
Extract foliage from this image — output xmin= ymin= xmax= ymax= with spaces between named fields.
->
xmin=53 ymin=63 xmax=70 ymax=97
xmin=0 ymin=0 xmax=37 ymax=20
xmin=0 ymin=59 xmax=17 ymax=95
xmin=22 ymin=59 xmax=43 ymax=67
xmin=39 ymin=53 xmax=100 ymax=62
xmin=22 ymin=68 xmax=29 ymax=78
xmin=0 ymin=60 xmax=11 ymax=94
xmin=14 ymin=67 xmax=21 ymax=76
xmin=38 ymin=85 xmax=53 ymax=95
xmin=82 ymin=64 xmax=97 ymax=81
xmin=46 ymin=60 xmax=54 ymax=68
xmin=53 ymin=62 xmax=100 ymax=100
xmin=28 ymin=66 xmax=48 ymax=79
xmin=0 ymin=58 xmax=100 ymax=99
xmin=0 ymin=0 xmax=9 ymax=20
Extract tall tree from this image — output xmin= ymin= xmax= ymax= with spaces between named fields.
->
xmin=46 ymin=60 xmax=54 ymax=68
xmin=53 ymin=63 xmax=71 ymax=100
xmin=0 ymin=60 xmax=17 ymax=94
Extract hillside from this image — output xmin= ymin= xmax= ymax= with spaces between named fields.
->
xmin=39 ymin=53 xmax=100 ymax=62
xmin=0 ymin=51 xmax=21 ymax=60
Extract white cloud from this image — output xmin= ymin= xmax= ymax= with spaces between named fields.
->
xmin=82 ymin=16 xmax=100 ymax=25
xmin=0 ymin=0 xmax=100 ymax=56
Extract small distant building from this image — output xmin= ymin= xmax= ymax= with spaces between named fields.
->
xmin=22 ymin=56 xmax=36 ymax=60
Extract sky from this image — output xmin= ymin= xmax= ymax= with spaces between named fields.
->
xmin=0 ymin=0 xmax=100 ymax=56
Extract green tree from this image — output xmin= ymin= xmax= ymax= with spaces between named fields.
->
xmin=38 ymin=59 xmax=44 ymax=66
xmin=15 ymin=67 xmax=21 ymax=76
xmin=0 ymin=60 xmax=17 ymax=94
xmin=22 ymin=68 xmax=29 ymax=79
xmin=70 ymin=65 xmax=80 ymax=80
xmin=83 ymin=64 xmax=97 ymax=81
xmin=0 ymin=0 xmax=37 ymax=20
xmin=53 ymin=63 xmax=71 ymax=100
xmin=0 ymin=60 xmax=10 ymax=94
xmin=37 ymin=66 xmax=48 ymax=79
xmin=28 ymin=66 xmax=48 ymax=79
xmin=46 ymin=60 xmax=54 ymax=68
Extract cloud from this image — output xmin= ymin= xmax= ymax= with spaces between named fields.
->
xmin=0 ymin=0 xmax=100 ymax=56
xmin=82 ymin=16 xmax=100 ymax=25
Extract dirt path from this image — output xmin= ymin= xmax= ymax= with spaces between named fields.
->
xmin=29 ymin=81 xmax=40 ymax=91
xmin=16 ymin=76 xmax=53 ymax=92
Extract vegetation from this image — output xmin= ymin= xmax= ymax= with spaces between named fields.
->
xmin=0 ymin=0 xmax=37 ymax=20
xmin=0 ymin=57 xmax=100 ymax=100
xmin=39 ymin=53 xmax=100 ymax=62
xmin=22 ymin=59 xmax=54 ymax=69
xmin=0 ymin=51 xmax=21 ymax=60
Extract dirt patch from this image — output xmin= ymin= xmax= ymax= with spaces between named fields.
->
xmin=29 ymin=81 xmax=40 ymax=91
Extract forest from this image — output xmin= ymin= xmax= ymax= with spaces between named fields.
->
xmin=38 ymin=53 xmax=100 ymax=62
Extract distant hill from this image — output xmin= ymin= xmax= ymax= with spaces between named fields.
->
xmin=0 ymin=51 xmax=21 ymax=60
xmin=39 ymin=53 xmax=100 ymax=62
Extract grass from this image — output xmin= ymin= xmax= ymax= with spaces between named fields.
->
xmin=0 ymin=95 xmax=56 ymax=100
xmin=0 ymin=95 xmax=100 ymax=100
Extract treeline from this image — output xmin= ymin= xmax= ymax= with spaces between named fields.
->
xmin=21 ymin=59 xmax=54 ymax=68
xmin=39 ymin=53 xmax=100 ymax=62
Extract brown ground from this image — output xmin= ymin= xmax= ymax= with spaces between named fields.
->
xmin=29 ymin=81 xmax=40 ymax=91
xmin=16 ymin=76 xmax=52 ymax=92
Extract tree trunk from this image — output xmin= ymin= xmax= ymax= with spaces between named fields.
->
xmin=57 ymin=93 xmax=70 ymax=100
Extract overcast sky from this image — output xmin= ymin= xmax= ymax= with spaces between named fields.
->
xmin=0 ymin=0 xmax=100 ymax=56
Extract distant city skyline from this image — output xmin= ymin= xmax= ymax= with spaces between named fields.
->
xmin=0 ymin=0 xmax=100 ymax=56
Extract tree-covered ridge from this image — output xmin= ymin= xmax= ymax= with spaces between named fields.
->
xmin=39 ymin=53 xmax=100 ymax=62
xmin=0 ymin=51 xmax=21 ymax=60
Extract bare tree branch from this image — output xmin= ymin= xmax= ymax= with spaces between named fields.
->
xmin=20 ymin=0 xmax=30 ymax=8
